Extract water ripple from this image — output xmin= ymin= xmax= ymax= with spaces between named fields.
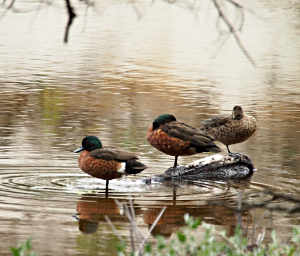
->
xmin=0 ymin=166 xmax=270 ymax=208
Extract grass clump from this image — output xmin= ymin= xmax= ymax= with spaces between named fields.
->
xmin=10 ymin=215 xmax=300 ymax=256
xmin=118 ymin=214 xmax=300 ymax=256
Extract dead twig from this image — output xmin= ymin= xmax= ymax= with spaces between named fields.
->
xmin=0 ymin=0 xmax=15 ymax=19
xmin=64 ymin=0 xmax=76 ymax=43
xmin=211 ymin=0 xmax=256 ymax=66
xmin=208 ymin=189 xmax=300 ymax=215
xmin=224 ymin=0 xmax=261 ymax=18
xmin=263 ymin=190 xmax=300 ymax=204
xmin=106 ymin=199 xmax=166 ymax=256
xmin=137 ymin=206 xmax=166 ymax=255
xmin=104 ymin=215 xmax=124 ymax=242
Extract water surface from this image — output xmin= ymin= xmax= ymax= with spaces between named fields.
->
xmin=0 ymin=0 xmax=300 ymax=255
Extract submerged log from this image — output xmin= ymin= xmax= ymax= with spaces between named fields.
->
xmin=145 ymin=153 xmax=254 ymax=183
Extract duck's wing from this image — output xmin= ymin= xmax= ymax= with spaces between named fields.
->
xmin=161 ymin=121 xmax=220 ymax=151
xmin=200 ymin=115 xmax=231 ymax=129
xmin=90 ymin=147 xmax=138 ymax=161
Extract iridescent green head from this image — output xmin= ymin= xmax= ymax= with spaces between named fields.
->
xmin=152 ymin=114 xmax=176 ymax=130
xmin=232 ymin=105 xmax=244 ymax=120
xmin=74 ymin=136 xmax=103 ymax=153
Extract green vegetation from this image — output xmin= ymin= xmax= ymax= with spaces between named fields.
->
xmin=117 ymin=214 xmax=300 ymax=256
xmin=10 ymin=239 xmax=36 ymax=256
xmin=10 ymin=215 xmax=300 ymax=256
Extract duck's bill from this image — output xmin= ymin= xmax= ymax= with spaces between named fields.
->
xmin=74 ymin=147 xmax=84 ymax=153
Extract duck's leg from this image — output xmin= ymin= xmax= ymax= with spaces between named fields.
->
xmin=105 ymin=180 xmax=109 ymax=198
xmin=226 ymin=145 xmax=231 ymax=154
xmin=173 ymin=185 xmax=177 ymax=202
xmin=227 ymin=145 xmax=239 ymax=158
xmin=173 ymin=156 xmax=178 ymax=168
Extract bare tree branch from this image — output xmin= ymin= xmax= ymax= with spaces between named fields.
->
xmin=64 ymin=0 xmax=76 ymax=43
xmin=1 ymin=0 xmax=257 ymax=65
xmin=211 ymin=0 xmax=256 ymax=66
xmin=0 ymin=0 xmax=15 ymax=19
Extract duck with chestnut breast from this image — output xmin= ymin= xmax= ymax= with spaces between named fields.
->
xmin=147 ymin=114 xmax=221 ymax=168
xmin=74 ymin=136 xmax=147 ymax=194
xmin=199 ymin=105 xmax=256 ymax=154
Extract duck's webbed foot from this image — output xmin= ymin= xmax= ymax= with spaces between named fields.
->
xmin=228 ymin=152 xmax=242 ymax=159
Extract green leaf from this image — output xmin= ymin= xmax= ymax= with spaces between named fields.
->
xmin=169 ymin=247 xmax=176 ymax=256
xmin=10 ymin=247 xmax=21 ymax=256
xmin=157 ymin=236 xmax=166 ymax=251
xmin=177 ymin=232 xmax=187 ymax=243
xmin=25 ymin=239 xmax=32 ymax=250
xmin=191 ymin=218 xmax=201 ymax=229
xmin=144 ymin=243 xmax=152 ymax=253
xmin=116 ymin=241 xmax=126 ymax=253
xmin=287 ymin=246 xmax=296 ymax=256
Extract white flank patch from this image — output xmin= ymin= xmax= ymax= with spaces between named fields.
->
xmin=187 ymin=154 xmax=224 ymax=168
xmin=117 ymin=162 xmax=126 ymax=174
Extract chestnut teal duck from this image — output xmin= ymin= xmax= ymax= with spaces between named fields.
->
xmin=147 ymin=114 xmax=221 ymax=167
xmin=74 ymin=136 xmax=147 ymax=195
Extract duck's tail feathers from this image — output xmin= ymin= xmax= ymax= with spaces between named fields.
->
xmin=125 ymin=159 xmax=147 ymax=174
xmin=207 ymin=144 xmax=222 ymax=153
xmin=196 ymin=142 xmax=222 ymax=154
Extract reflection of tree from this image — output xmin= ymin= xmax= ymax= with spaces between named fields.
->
xmin=1 ymin=0 xmax=255 ymax=64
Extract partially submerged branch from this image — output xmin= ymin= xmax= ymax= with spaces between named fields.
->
xmin=208 ymin=189 xmax=300 ymax=215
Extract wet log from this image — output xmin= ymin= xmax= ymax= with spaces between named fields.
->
xmin=145 ymin=153 xmax=254 ymax=183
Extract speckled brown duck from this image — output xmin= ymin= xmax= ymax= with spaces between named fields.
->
xmin=74 ymin=136 xmax=147 ymax=194
xmin=199 ymin=105 xmax=256 ymax=153
xmin=147 ymin=114 xmax=221 ymax=167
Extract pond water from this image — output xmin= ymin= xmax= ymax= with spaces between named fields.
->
xmin=0 ymin=0 xmax=300 ymax=255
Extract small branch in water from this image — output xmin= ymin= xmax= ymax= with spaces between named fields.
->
xmin=104 ymin=215 xmax=124 ymax=242
xmin=211 ymin=0 xmax=256 ymax=66
xmin=208 ymin=189 xmax=300 ymax=215
xmin=64 ymin=0 xmax=76 ymax=43
xmin=137 ymin=206 xmax=166 ymax=255
xmin=106 ymin=199 xmax=166 ymax=256
xmin=263 ymin=190 xmax=300 ymax=204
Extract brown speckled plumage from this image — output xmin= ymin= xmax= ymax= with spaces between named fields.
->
xmin=147 ymin=114 xmax=221 ymax=167
xmin=199 ymin=106 xmax=256 ymax=153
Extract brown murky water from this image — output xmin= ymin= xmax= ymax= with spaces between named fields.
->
xmin=1 ymin=0 xmax=300 ymax=255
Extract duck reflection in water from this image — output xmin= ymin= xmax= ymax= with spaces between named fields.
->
xmin=76 ymin=196 xmax=132 ymax=234
xmin=74 ymin=136 xmax=147 ymax=196
xmin=143 ymin=201 xmax=252 ymax=238
xmin=75 ymin=194 xmax=252 ymax=240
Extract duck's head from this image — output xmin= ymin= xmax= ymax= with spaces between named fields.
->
xmin=74 ymin=136 xmax=103 ymax=153
xmin=152 ymin=114 xmax=176 ymax=130
xmin=232 ymin=105 xmax=244 ymax=120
